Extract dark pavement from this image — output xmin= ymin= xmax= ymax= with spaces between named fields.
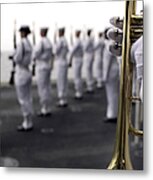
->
xmin=0 ymin=82 xmax=143 ymax=170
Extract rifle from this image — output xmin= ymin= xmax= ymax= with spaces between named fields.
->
xmin=50 ymin=23 xmax=58 ymax=70
xmin=83 ymin=24 xmax=86 ymax=41
xmin=9 ymin=20 xmax=17 ymax=85
xmin=70 ymin=25 xmax=73 ymax=46
xmin=69 ymin=25 xmax=73 ymax=67
xmin=54 ymin=23 xmax=58 ymax=44
xmin=32 ymin=21 xmax=36 ymax=76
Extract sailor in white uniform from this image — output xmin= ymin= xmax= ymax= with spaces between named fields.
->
xmin=54 ymin=27 xmax=69 ymax=107
xmin=83 ymin=29 xmax=95 ymax=93
xmin=69 ymin=30 xmax=84 ymax=99
xmin=94 ymin=32 xmax=105 ymax=89
xmin=33 ymin=27 xmax=53 ymax=116
xmin=103 ymin=28 xmax=120 ymax=123
xmin=131 ymin=36 xmax=143 ymax=102
xmin=13 ymin=26 xmax=33 ymax=131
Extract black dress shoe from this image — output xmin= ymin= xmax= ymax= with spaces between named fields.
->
xmin=57 ymin=102 xmax=68 ymax=108
xmin=104 ymin=118 xmax=117 ymax=123
xmin=37 ymin=113 xmax=44 ymax=117
xmin=86 ymin=90 xmax=94 ymax=94
xmin=37 ymin=112 xmax=52 ymax=117
xmin=74 ymin=96 xmax=83 ymax=100
xmin=17 ymin=125 xmax=33 ymax=132
xmin=44 ymin=112 xmax=52 ymax=117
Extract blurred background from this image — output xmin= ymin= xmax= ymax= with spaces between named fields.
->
xmin=1 ymin=0 xmax=143 ymax=84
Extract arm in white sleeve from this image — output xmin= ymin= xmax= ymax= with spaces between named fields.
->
xmin=68 ymin=42 xmax=77 ymax=65
xmin=70 ymin=41 xmax=78 ymax=56
xmin=135 ymin=50 xmax=143 ymax=80
xmin=55 ymin=40 xmax=62 ymax=55
xmin=103 ymin=49 xmax=111 ymax=82
xmin=83 ymin=40 xmax=89 ymax=52
xmin=32 ymin=41 xmax=42 ymax=60
xmin=94 ymin=41 xmax=99 ymax=51
xmin=14 ymin=42 xmax=23 ymax=64
xmin=131 ymin=42 xmax=136 ymax=63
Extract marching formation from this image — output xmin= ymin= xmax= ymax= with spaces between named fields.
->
xmin=9 ymin=19 xmax=143 ymax=132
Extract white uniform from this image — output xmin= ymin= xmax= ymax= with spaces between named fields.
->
xmin=33 ymin=37 xmax=53 ymax=114
xmin=103 ymin=39 xmax=120 ymax=119
xmin=54 ymin=36 xmax=69 ymax=104
xmin=84 ymin=37 xmax=95 ymax=91
xmin=69 ymin=38 xmax=84 ymax=97
xmin=131 ymin=37 xmax=140 ymax=97
xmin=94 ymin=37 xmax=105 ymax=88
xmin=131 ymin=36 xmax=143 ymax=101
xmin=14 ymin=37 xmax=33 ymax=128
xmin=117 ymin=56 xmax=122 ymax=76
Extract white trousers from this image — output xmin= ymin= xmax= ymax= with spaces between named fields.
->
xmin=94 ymin=54 xmax=103 ymax=85
xmin=36 ymin=67 xmax=51 ymax=112
xmin=55 ymin=60 xmax=68 ymax=100
xmin=73 ymin=57 xmax=83 ymax=94
xmin=139 ymin=79 xmax=143 ymax=102
xmin=132 ymin=66 xmax=137 ymax=96
xmin=84 ymin=53 xmax=94 ymax=90
xmin=105 ymin=79 xmax=119 ymax=119
xmin=15 ymin=69 xmax=33 ymax=117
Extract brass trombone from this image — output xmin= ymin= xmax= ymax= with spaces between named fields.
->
xmin=107 ymin=0 xmax=143 ymax=170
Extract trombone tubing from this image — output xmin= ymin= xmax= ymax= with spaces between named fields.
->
xmin=107 ymin=0 xmax=137 ymax=170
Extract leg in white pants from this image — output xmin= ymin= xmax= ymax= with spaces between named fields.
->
xmin=94 ymin=55 xmax=103 ymax=88
xmin=36 ymin=67 xmax=51 ymax=114
xmin=139 ymin=79 xmax=143 ymax=102
xmin=85 ymin=53 xmax=94 ymax=91
xmin=132 ymin=66 xmax=137 ymax=96
xmin=56 ymin=60 xmax=68 ymax=105
xmin=105 ymin=79 xmax=119 ymax=119
xmin=73 ymin=57 xmax=83 ymax=98
xmin=15 ymin=78 xmax=33 ymax=129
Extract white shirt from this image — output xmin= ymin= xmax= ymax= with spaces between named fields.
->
xmin=14 ymin=37 xmax=32 ymax=68
xmin=94 ymin=38 xmax=105 ymax=57
xmin=103 ymin=39 xmax=118 ymax=81
xmin=33 ymin=37 xmax=53 ymax=62
xmin=54 ymin=36 xmax=69 ymax=59
xmin=131 ymin=36 xmax=143 ymax=80
xmin=84 ymin=37 xmax=94 ymax=54
xmin=69 ymin=38 xmax=84 ymax=58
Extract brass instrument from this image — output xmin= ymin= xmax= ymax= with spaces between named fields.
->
xmin=107 ymin=0 xmax=143 ymax=170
